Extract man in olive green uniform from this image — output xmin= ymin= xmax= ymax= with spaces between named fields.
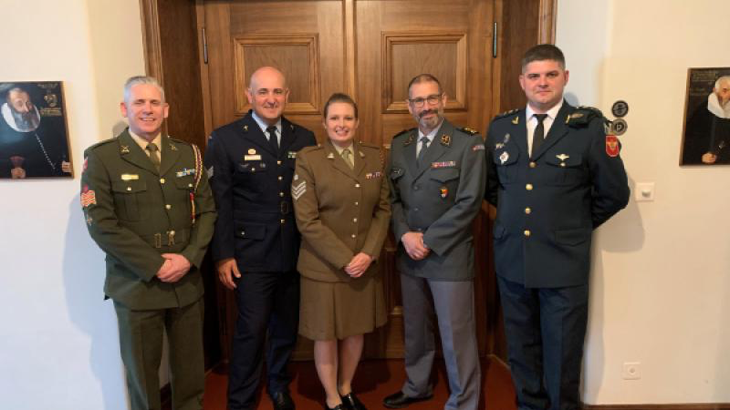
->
xmin=81 ymin=76 xmax=216 ymax=410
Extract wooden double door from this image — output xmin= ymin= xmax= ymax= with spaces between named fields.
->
xmin=140 ymin=0 xmax=556 ymax=362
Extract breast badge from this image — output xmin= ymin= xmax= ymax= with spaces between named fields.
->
xmin=499 ymin=151 xmax=510 ymax=165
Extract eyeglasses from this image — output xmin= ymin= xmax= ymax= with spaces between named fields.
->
xmin=408 ymin=94 xmax=442 ymax=108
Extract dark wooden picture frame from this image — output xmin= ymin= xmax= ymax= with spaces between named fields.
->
xmin=680 ymin=67 xmax=730 ymax=166
xmin=0 ymin=81 xmax=73 ymax=179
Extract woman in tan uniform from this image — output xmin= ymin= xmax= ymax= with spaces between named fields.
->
xmin=292 ymin=93 xmax=390 ymax=410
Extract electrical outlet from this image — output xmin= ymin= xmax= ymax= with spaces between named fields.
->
xmin=635 ymin=182 xmax=655 ymax=202
xmin=622 ymin=362 xmax=641 ymax=380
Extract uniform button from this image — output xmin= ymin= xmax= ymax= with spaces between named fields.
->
xmin=277 ymin=160 xmax=282 ymax=165
xmin=354 ymin=201 xmax=359 ymax=206
xmin=560 ymin=163 xmax=566 ymax=168
xmin=529 ymin=162 xmax=536 ymax=169
xmin=526 ymin=183 xmax=533 ymax=191
xmin=166 ymin=204 xmax=172 ymax=210
xmin=251 ymin=167 xmax=256 ymax=171
xmin=188 ymin=183 xmax=193 ymax=188
xmin=278 ymin=176 xmax=283 ymax=181
xmin=351 ymin=234 xmax=356 ymax=238
xmin=279 ymin=192 xmax=284 ymax=197
xmin=414 ymin=207 xmax=419 ymax=212
xmin=159 ymin=178 xmax=166 ymax=184
xmin=280 ymin=219 xmax=285 ymax=224
xmin=241 ymin=231 xmax=245 ymax=236
xmin=353 ymin=218 xmax=358 ymax=223
xmin=355 ymin=183 xmax=360 ymax=188
xmin=413 ymin=185 xmax=419 ymax=191
xmin=127 ymin=187 xmax=132 ymax=191
xmin=525 ymin=207 xmax=532 ymax=215
xmin=524 ymin=230 xmax=531 ymax=237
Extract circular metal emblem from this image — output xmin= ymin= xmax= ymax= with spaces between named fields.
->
xmin=611 ymin=119 xmax=628 ymax=135
xmin=612 ymin=100 xmax=629 ymax=118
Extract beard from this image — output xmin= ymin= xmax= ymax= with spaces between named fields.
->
xmin=10 ymin=105 xmax=41 ymax=132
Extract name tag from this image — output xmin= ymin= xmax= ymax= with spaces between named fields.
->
xmin=244 ymin=155 xmax=262 ymax=161
xmin=121 ymin=174 xmax=139 ymax=181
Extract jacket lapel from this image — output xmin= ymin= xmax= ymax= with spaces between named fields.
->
xmin=402 ymin=129 xmax=419 ymax=178
xmin=513 ymin=110 xmax=529 ymax=158
xmin=279 ymin=118 xmax=296 ymax=156
xmin=353 ymin=141 xmax=367 ymax=177
xmin=532 ymin=102 xmax=572 ymax=160
xmin=325 ymin=140 xmax=357 ymax=180
xmin=159 ymin=135 xmax=181 ymax=176
xmin=241 ymin=113 xmax=276 ymax=157
xmin=118 ymin=130 xmax=158 ymax=175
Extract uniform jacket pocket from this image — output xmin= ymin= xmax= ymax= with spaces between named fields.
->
xmin=554 ymin=227 xmax=591 ymax=246
xmin=111 ymin=180 xmax=147 ymax=221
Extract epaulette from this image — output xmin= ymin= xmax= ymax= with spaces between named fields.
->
xmin=493 ymin=108 xmax=520 ymax=120
xmin=459 ymin=127 xmax=479 ymax=136
xmin=168 ymin=136 xmax=192 ymax=146
xmin=566 ymin=106 xmax=605 ymax=128
xmin=299 ymin=144 xmax=324 ymax=155
xmin=393 ymin=128 xmax=415 ymax=139
xmin=86 ymin=137 xmax=116 ymax=151
xmin=358 ymin=141 xmax=381 ymax=149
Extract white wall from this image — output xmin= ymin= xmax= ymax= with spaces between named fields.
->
xmin=0 ymin=1 xmax=146 ymax=408
xmin=557 ymin=0 xmax=730 ymax=405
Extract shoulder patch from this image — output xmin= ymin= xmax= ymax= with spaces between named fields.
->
xmin=567 ymin=106 xmax=606 ymax=128
xmin=298 ymin=145 xmax=324 ymax=155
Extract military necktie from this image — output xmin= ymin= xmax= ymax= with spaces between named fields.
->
xmin=145 ymin=143 xmax=160 ymax=171
xmin=341 ymin=147 xmax=354 ymax=169
xmin=267 ymin=126 xmax=278 ymax=154
xmin=532 ymin=114 xmax=548 ymax=157
xmin=416 ymin=136 xmax=430 ymax=168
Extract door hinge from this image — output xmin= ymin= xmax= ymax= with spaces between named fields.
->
xmin=492 ymin=22 xmax=498 ymax=58
xmin=202 ymin=27 xmax=209 ymax=64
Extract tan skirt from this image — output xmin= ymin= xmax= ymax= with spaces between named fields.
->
xmin=299 ymin=272 xmax=387 ymax=340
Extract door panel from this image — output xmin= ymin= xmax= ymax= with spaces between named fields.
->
xmin=198 ymin=0 xmax=520 ymax=361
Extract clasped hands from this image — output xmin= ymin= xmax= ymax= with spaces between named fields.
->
xmin=401 ymin=231 xmax=430 ymax=261
xmin=156 ymin=253 xmax=192 ymax=283
xmin=345 ymin=252 xmax=373 ymax=278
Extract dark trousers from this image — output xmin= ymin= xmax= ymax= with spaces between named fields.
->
xmin=497 ymin=276 xmax=588 ymax=410
xmin=114 ymin=298 xmax=205 ymax=410
xmin=227 ymin=271 xmax=300 ymax=410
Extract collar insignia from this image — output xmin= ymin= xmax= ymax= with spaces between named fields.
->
xmin=120 ymin=145 xmax=130 ymax=154
xmin=243 ymin=125 xmax=249 ymax=132
xmin=512 ymin=116 xmax=519 ymax=125
xmin=440 ymin=134 xmax=451 ymax=146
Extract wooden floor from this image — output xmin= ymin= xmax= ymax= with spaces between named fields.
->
xmin=200 ymin=356 xmax=516 ymax=410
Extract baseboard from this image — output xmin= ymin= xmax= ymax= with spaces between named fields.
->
xmin=583 ymin=404 xmax=730 ymax=409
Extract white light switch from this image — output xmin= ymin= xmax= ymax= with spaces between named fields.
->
xmin=635 ymin=182 xmax=655 ymax=202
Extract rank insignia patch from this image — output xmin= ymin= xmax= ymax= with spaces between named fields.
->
xmin=292 ymin=181 xmax=307 ymax=200
xmin=80 ymin=185 xmax=97 ymax=208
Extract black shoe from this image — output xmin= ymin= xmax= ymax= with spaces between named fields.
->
xmin=324 ymin=403 xmax=346 ymax=410
xmin=382 ymin=391 xmax=433 ymax=409
xmin=340 ymin=392 xmax=367 ymax=410
xmin=271 ymin=391 xmax=295 ymax=410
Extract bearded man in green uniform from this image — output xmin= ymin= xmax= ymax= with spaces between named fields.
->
xmin=81 ymin=76 xmax=216 ymax=410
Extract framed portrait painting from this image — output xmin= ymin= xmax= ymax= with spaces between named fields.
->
xmin=0 ymin=81 xmax=73 ymax=179
xmin=680 ymin=67 xmax=730 ymax=165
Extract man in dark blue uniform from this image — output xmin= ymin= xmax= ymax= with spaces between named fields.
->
xmin=485 ymin=45 xmax=629 ymax=409
xmin=204 ymin=66 xmax=316 ymax=410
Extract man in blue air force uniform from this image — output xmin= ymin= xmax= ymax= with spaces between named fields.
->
xmin=485 ymin=45 xmax=629 ymax=410
xmin=204 ymin=66 xmax=316 ymax=410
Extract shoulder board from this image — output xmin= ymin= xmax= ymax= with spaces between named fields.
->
xmin=168 ymin=136 xmax=192 ymax=146
xmin=86 ymin=137 xmax=116 ymax=151
xmin=458 ymin=127 xmax=479 ymax=136
xmin=299 ymin=144 xmax=324 ymax=154
xmin=393 ymin=128 xmax=416 ymax=139
xmin=358 ymin=141 xmax=381 ymax=149
xmin=493 ymin=108 xmax=520 ymax=120
xmin=566 ymin=106 xmax=605 ymax=127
